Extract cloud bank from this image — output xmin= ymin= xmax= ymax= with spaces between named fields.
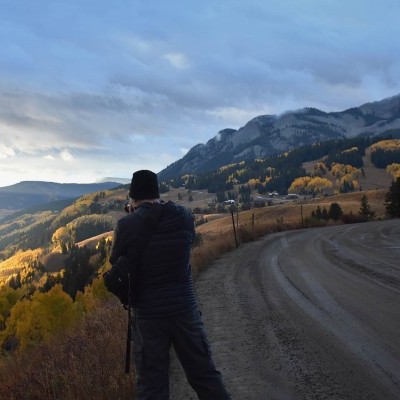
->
xmin=0 ymin=0 xmax=399 ymax=186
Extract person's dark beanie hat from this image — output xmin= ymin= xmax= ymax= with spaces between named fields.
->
xmin=129 ymin=170 xmax=160 ymax=200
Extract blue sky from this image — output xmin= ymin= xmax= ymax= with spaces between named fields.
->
xmin=1 ymin=0 xmax=400 ymax=186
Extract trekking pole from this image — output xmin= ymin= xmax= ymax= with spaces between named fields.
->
xmin=125 ymin=306 xmax=132 ymax=374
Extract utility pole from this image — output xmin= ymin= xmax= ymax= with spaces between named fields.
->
xmin=301 ymin=205 xmax=304 ymax=228
xmin=230 ymin=204 xmax=239 ymax=248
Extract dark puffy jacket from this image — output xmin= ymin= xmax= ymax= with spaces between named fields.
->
xmin=109 ymin=201 xmax=197 ymax=319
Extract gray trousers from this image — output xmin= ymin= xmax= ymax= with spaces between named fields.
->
xmin=133 ymin=308 xmax=231 ymax=400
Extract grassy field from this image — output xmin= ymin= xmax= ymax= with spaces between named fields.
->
xmin=196 ymin=189 xmax=387 ymax=236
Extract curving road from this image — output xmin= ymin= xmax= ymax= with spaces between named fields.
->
xmin=170 ymin=219 xmax=400 ymax=399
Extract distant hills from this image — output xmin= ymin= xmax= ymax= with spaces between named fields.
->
xmin=159 ymin=94 xmax=400 ymax=180
xmin=95 ymin=177 xmax=131 ymax=184
xmin=0 ymin=181 xmax=122 ymax=210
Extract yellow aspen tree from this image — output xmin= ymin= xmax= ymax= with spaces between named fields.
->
xmin=307 ymin=177 xmax=333 ymax=194
xmin=371 ymin=139 xmax=400 ymax=152
xmin=0 ymin=286 xmax=24 ymax=331
xmin=248 ymin=178 xmax=260 ymax=188
xmin=342 ymin=147 xmax=358 ymax=153
xmin=387 ymin=163 xmax=400 ymax=178
xmin=74 ymin=276 xmax=110 ymax=314
xmin=288 ymin=176 xmax=312 ymax=194
xmin=3 ymin=285 xmax=78 ymax=351
xmin=331 ymin=163 xmax=343 ymax=177
xmin=340 ymin=174 xmax=355 ymax=186
xmin=51 ymin=226 xmax=70 ymax=248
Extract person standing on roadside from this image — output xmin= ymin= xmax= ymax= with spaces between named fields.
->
xmin=110 ymin=170 xmax=231 ymax=400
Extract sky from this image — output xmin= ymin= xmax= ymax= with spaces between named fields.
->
xmin=1 ymin=0 xmax=400 ymax=187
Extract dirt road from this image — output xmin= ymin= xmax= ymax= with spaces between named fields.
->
xmin=170 ymin=219 xmax=400 ymax=399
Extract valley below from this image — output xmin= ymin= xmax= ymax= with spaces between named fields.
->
xmin=170 ymin=219 xmax=400 ymax=399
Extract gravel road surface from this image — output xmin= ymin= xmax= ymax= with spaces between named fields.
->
xmin=170 ymin=219 xmax=400 ymax=400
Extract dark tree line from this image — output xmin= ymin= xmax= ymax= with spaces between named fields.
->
xmin=61 ymin=246 xmax=94 ymax=299
xmin=385 ymin=178 xmax=400 ymax=218
xmin=311 ymin=202 xmax=343 ymax=222
xmin=67 ymin=214 xmax=114 ymax=243
xmin=371 ymin=149 xmax=400 ymax=168
xmin=325 ymin=150 xmax=364 ymax=169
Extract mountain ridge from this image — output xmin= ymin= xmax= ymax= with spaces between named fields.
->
xmin=159 ymin=94 xmax=400 ymax=180
xmin=0 ymin=181 xmax=121 ymax=210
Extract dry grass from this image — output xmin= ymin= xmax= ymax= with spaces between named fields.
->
xmin=76 ymin=231 xmax=113 ymax=249
xmin=196 ymin=189 xmax=387 ymax=237
xmin=191 ymin=215 xmax=302 ymax=277
xmin=40 ymin=252 xmax=68 ymax=273
xmin=191 ymin=234 xmax=238 ymax=279
xmin=359 ymin=147 xmax=392 ymax=190
xmin=0 ymin=300 xmax=134 ymax=400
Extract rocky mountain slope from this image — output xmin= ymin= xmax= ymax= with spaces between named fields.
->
xmin=159 ymin=94 xmax=400 ymax=180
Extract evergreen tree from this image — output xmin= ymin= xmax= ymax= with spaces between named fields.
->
xmin=62 ymin=246 xmax=94 ymax=299
xmin=8 ymin=272 xmax=22 ymax=289
xmin=322 ymin=207 xmax=329 ymax=220
xmin=40 ymin=274 xmax=61 ymax=293
xmin=60 ymin=241 xmax=68 ymax=254
xmin=359 ymin=194 xmax=376 ymax=220
xmin=385 ymin=178 xmax=400 ymax=218
xmin=216 ymin=192 xmax=226 ymax=203
xmin=89 ymin=202 xmax=102 ymax=214
xmin=97 ymin=237 xmax=108 ymax=262
xmin=340 ymin=180 xmax=354 ymax=194
xmin=329 ymin=202 xmax=343 ymax=221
